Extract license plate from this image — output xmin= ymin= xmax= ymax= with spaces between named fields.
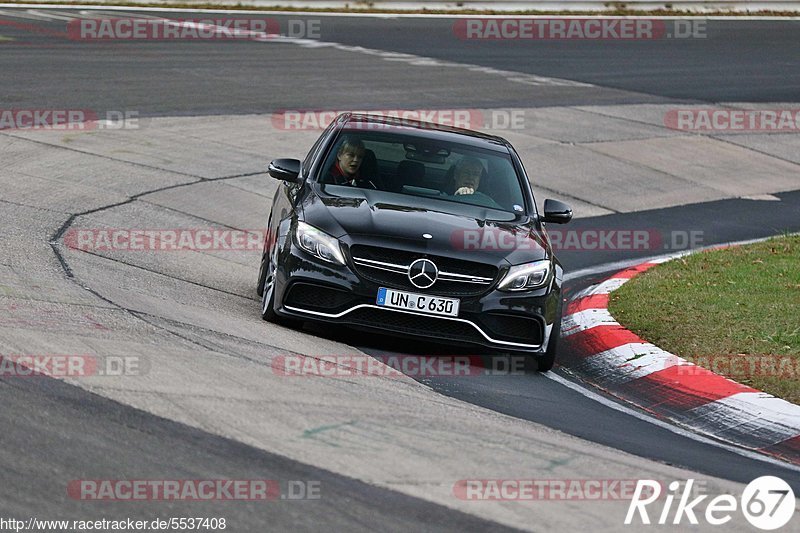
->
xmin=376 ymin=287 xmax=460 ymax=317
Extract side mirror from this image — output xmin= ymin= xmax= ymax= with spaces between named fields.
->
xmin=541 ymin=199 xmax=573 ymax=224
xmin=268 ymin=158 xmax=301 ymax=183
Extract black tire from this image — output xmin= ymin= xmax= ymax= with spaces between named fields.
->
xmin=258 ymin=246 xmax=300 ymax=327
xmin=259 ymin=251 xmax=279 ymax=322
xmin=256 ymin=252 xmax=268 ymax=297
xmin=522 ymin=303 xmax=562 ymax=372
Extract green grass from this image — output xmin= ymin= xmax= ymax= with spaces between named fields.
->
xmin=609 ymin=235 xmax=800 ymax=404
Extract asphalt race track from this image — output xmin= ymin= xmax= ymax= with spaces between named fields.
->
xmin=1 ymin=8 xmax=800 ymax=532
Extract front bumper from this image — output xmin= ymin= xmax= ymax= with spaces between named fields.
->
xmin=272 ymin=241 xmax=561 ymax=353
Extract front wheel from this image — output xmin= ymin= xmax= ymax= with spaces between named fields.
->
xmin=258 ymin=246 xmax=301 ymax=328
xmin=523 ymin=305 xmax=562 ymax=372
xmin=256 ymin=224 xmax=273 ymax=297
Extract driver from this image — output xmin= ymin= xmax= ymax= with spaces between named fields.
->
xmin=448 ymin=157 xmax=501 ymax=209
xmin=327 ymin=136 xmax=378 ymax=188
xmin=453 ymin=157 xmax=485 ymax=196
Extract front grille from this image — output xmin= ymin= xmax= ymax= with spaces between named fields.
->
xmin=284 ymin=283 xmax=356 ymax=313
xmin=349 ymin=244 xmax=498 ymax=297
xmin=479 ymin=313 xmax=543 ymax=344
xmin=345 ymin=307 xmax=485 ymax=344
xmin=351 ymin=245 xmax=497 ymax=278
xmin=285 ymin=286 xmax=543 ymax=348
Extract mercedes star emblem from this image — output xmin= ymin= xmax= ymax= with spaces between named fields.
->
xmin=408 ymin=258 xmax=438 ymax=289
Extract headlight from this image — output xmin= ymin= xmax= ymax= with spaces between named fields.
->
xmin=295 ymin=221 xmax=346 ymax=266
xmin=497 ymin=260 xmax=551 ymax=291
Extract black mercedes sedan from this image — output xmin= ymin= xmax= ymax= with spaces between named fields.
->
xmin=257 ymin=113 xmax=572 ymax=370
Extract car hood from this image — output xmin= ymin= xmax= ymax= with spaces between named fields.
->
xmin=302 ymin=185 xmax=549 ymax=265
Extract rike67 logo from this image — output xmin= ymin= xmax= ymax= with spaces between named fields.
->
xmin=625 ymin=477 xmax=795 ymax=530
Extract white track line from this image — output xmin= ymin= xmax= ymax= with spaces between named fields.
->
xmin=565 ymin=234 xmax=791 ymax=282
xmin=8 ymin=7 xmax=595 ymax=89
xmin=6 ymin=0 xmax=799 ymax=474
xmin=2 ymin=5 xmax=800 ymax=19
xmin=559 ymin=233 xmax=800 ymax=469
xmin=546 ymin=371 xmax=800 ymax=473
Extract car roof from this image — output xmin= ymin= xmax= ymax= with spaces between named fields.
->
xmin=337 ymin=113 xmax=512 ymax=152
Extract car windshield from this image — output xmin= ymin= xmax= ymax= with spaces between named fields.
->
xmin=318 ymin=129 xmax=527 ymax=215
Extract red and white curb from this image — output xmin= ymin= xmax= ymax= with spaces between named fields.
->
xmin=561 ymin=257 xmax=800 ymax=465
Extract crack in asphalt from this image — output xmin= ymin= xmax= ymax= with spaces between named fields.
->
xmin=9 ymin=126 xmax=280 ymax=361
